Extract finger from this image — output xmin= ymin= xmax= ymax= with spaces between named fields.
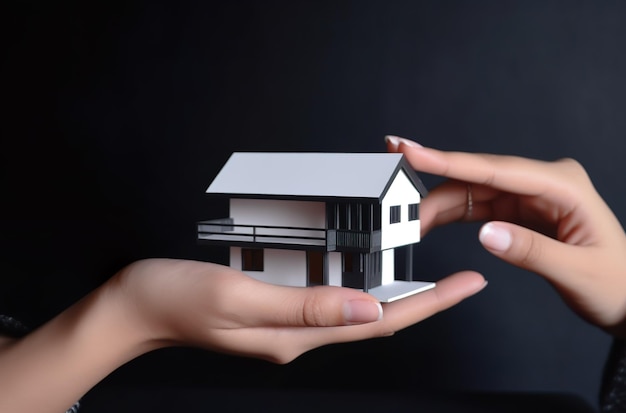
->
xmin=379 ymin=270 xmax=487 ymax=331
xmin=232 ymin=278 xmax=384 ymax=327
xmin=298 ymin=271 xmax=486 ymax=347
xmin=213 ymin=271 xmax=486 ymax=364
xmin=387 ymin=135 xmax=579 ymax=199
xmin=478 ymin=221 xmax=586 ymax=287
xmin=419 ymin=180 xmax=501 ymax=234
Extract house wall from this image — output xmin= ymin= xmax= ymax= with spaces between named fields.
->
xmin=230 ymin=246 xmax=307 ymax=287
xmin=229 ymin=199 xmax=326 ymax=245
xmin=328 ymin=252 xmax=341 ymax=286
xmin=381 ymin=248 xmax=395 ymax=285
xmin=230 ymin=198 xmax=325 ymax=227
xmin=230 ymin=247 xmax=342 ymax=288
xmin=380 ymin=169 xmax=422 ymax=250
xmin=229 ymin=200 xmax=342 ymax=287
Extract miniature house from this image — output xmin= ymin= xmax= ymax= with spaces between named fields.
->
xmin=197 ymin=152 xmax=435 ymax=302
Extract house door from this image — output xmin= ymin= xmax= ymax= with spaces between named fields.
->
xmin=342 ymin=252 xmax=363 ymax=289
xmin=394 ymin=245 xmax=413 ymax=281
xmin=307 ymin=251 xmax=325 ymax=286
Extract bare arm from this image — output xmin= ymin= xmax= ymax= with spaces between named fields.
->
xmin=0 ymin=278 xmax=151 ymax=412
xmin=0 ymin=258 xmax=485 ymax=413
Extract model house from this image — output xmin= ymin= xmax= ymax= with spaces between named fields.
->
xmin=197 ymin=152 xmax=435 ymax=302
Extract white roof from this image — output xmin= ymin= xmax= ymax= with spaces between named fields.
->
xmin=206 ymin=152 xmax=426 ymax=200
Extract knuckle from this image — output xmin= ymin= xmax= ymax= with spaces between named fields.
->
xmin=553 ymin=157 xmax=595 ymax=195
xmin=555 ymin=156 xmax=582 ymax=168
xmin=518 ymin=232 xmax=543 ymax=267
xmin=555 ymin=157 xmax=590 ymax=179
xmin=475 ymin=154 xmax=498 ymax=186
xmin=301 ymin=293 xmax=328 ymax=327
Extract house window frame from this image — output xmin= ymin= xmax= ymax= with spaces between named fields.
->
xmin=408 ymin=203 xmax=419 ymax=221
xmin=242 ymin=248 xmax=264 ymax=272
xmin=390 ymin=205 xmax=401 ymax=224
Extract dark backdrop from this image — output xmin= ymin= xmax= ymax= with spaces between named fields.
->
xmin=2 ymin=1 xmax=625 ymax=410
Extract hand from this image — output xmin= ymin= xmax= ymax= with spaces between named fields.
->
xmin=112 ymin=258 xmax=485 ymax=363
xmin=386 ymin=135 xmax=626 ymax=337
xmin=0 ymin=251 xmax=484 ymax=413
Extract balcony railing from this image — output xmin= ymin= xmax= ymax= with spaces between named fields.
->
xmin=197 ymin=218 xmax=380 ymax=252
xmin=327 ymin=229 xmax=381 ymax=252
xmin=197 ymin=218 xmax=326 ymax=247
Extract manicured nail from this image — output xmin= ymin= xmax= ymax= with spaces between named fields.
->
xmin=479 ymin=222 xmax=512 ymax=252
xmin=385 ymin=135 xmax=401 ymax=150
xmin=344 ymin=300 xmax=383 ymax=324
xmin=385 ymin=135 xmax=423 ymax=149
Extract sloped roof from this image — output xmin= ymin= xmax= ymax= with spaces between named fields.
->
xmin=206 ymin=152 xmax=427 ymax=201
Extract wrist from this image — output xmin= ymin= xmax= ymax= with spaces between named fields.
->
xmin=99 ymin=270 xmax=169 ymax=354
xmin=106 ymin=258 xmax=207 ymax=349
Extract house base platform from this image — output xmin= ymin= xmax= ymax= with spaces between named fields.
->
xmin=368 ymin=280 xmax=435 ymax=303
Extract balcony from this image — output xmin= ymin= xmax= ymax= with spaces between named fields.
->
xmin=197 ymin=218 xmax=380 ymax=252
xmin=327 ymin=229 xmax=381 ymax=252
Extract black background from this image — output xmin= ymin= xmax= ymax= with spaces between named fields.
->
xmin=2 ymin=1 xmax=625 ymax=411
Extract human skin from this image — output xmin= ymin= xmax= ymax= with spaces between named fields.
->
xmin=0 ymin=258 xmax=485 ymax=413
xmin=386 ymin=135 xmax=626 ymax=338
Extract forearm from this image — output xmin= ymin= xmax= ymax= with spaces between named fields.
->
xmin=0 ymin=278 xmax=158 ymax=413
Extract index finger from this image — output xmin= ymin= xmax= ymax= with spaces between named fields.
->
xmin=387 ymin=136 xmax=574 ymax=198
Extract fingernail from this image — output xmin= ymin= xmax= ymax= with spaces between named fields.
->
xmin=479 ymin=223 xmax=512 ymax=252
xmin=344 ymin=300 xmax=383 ymax=324
xmin=385 ymin=135 xmax=423 ymax=149
xmin=385 ymin=135 xmax=401 ymax=150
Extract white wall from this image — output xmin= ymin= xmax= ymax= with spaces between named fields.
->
xmin=229 ymin=199 xmax=326 ymax=245
xmin=380 ymin=170 xmax=421 ymax=250
xmin=230 ymin=198 xmax=325 ymax=227
xmin=231 ymin=247 xmax=342 ymax=288
xmin=230 ymin=247 xmax=308 ymax=287
xmin=328 ymin=252 xmax=341 ymax=286
xmin=381 ymin=249 xmax=395 ymax=285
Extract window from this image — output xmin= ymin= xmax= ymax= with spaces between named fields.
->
xmin=390 ymin=205 xmax=401 ymax=224
xmin=335 ymin=203 xmax=366 ymax=230
xmin=343 ymin=252 xmax=354 ymax=272
xmin=343 ymin=252 xmax=362 ymax=273
xmin=409 ymin=203 xmax=419 ymax=221
xmin=307 ymin=251 xmax=324 ymax=286
xmin=372 ymin=204 xmax=381 ymax=230
xmin=242 ymin=248 xmax=264 ymax=271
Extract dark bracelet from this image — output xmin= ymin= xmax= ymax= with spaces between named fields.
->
xmin=601 ymin=339 xmax=626 ymax=412
xmin=0 ymin=314 xmax=29 ymax=338
xmin=66 ymin=401 xmax=81 ymax=413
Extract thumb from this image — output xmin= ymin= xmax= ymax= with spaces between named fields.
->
xmin=478 ymin=221 xmax=580 ymax=285
xmin=296 ymin=286 xmax=385 ymax=327
xmin=248 ymin=283 xmax=384 ymax=327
